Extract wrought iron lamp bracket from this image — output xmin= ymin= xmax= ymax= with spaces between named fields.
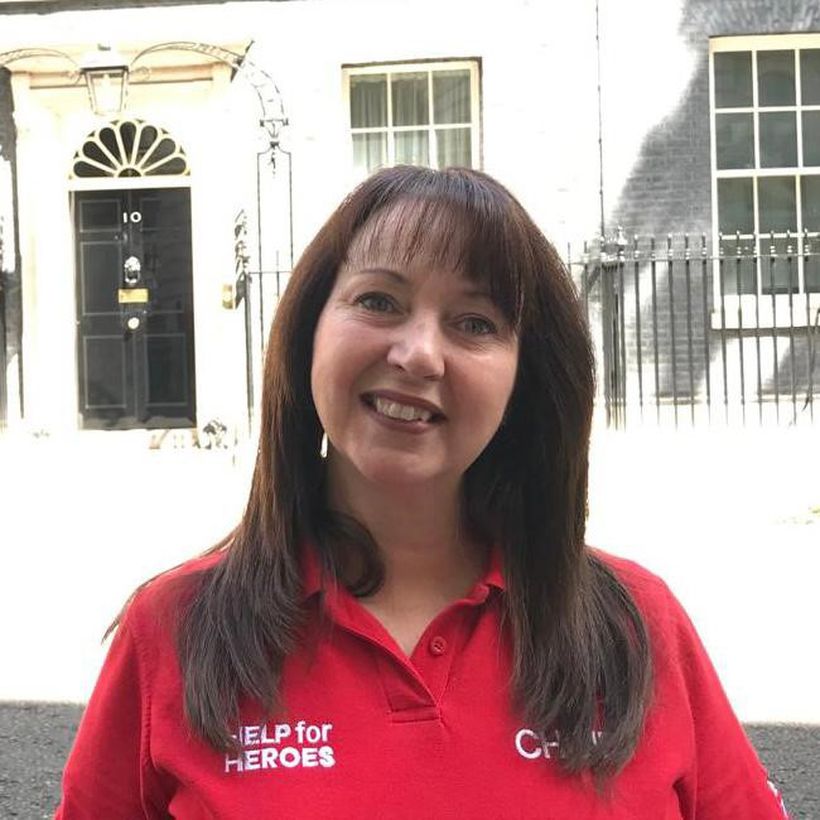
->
xmin=0 ymin=41 xmax=288 ymax=157
xmin=0 ymin=48 xmax=83 ymax=84
xmin=130 ymin=41 xmax=288 ymax=155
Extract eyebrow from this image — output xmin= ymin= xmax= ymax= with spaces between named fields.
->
xmin=352 ymin=267 xmax=494 ymax=303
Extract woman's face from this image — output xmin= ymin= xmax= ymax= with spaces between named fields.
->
xmin=310 ymin=214 xmax=519 ymax=494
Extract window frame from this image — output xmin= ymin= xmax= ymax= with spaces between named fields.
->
xmin=342 ymin=58 xmax=482 ymax=177
xmin=710 ymin=34 xmax=820 ymax=328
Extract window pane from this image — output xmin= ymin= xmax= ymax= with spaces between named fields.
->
xmin=718 ymin=178 xmax=754 ymax=234
xmin=352 ymin=132 xmax=386 ymax=175
xmin=758 ymin=176 xmax=796 ymax=233
xmin=758 ymin=50 xmax=795 ymax=106
xmin=714 ymin=52 xmax=752 ymax=107
xmin=758 ymin=238 xmax=798 ymax=294
xmin=719 ymin=239 xmax=757 ymax=295
xmin=350 ymin=75 xmax=387 ymax=128
xmin=433 ymin=70 xmax=471 ymax=124
xmin=802 ymin=111 xmax=820 ymax=166
xmin=801 ymin=175 xmax=820 ymax=232
xmin=392 ymin=73 xmax=428 ymax=126
xmin=715 ymin=113 xmax=754 ymax=169
xmin=800 ymin=49 xmax=820 ymax=105
xmin=436 ymin=128 xmax=471 ymax=168
xmin=759 ymin=112 xmax=797 ymax=168
xmin=394 ymin=131 xmax=429 ymax=166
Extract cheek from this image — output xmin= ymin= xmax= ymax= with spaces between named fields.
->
xmin=310 ymin=313 xmax=374 ymax=421
xmin=462 ymin=354 xmax=519 ymax=432
xmin=489 ymin=374 xmax=518 ymax=426
xmin=310 ymin=315 xmax=336 ymax=420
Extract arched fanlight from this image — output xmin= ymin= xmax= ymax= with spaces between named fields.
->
xmin=71 ymin=118 xmax=189 ymax=178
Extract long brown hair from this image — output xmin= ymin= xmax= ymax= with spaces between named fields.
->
xmin=160 ymin=166 xmax=650 ymax=779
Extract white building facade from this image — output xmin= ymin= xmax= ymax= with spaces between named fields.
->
xmin=0 ymin=0 xmax=606 ymax=439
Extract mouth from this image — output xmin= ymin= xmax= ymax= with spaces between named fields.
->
xmin=361 ymin=392 xmax=445 ymax=424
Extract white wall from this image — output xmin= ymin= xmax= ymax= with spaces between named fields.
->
xmin=248 ymin=0 xmax=604 ymax=254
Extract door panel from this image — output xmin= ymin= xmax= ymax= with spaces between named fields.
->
xmin=80 ymin=242 xmax=122 ymax=314
xmin=83 ymin=336 xmax=128 ymax=409
xmin=146 ymin=333 xmax=189 ymax=406
xmin=74 ymin=188 xmax=196 ymax=429
xmin=79 ymin=197 xmax=121 ymax=230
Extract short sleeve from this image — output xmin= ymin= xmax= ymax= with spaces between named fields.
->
xmin=666 ymin=589 xmax=789 ymax=820
xmin=54 ymin=600 xmax=169 ymax=819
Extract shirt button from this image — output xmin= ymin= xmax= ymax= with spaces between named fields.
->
xmin=429 ymin=636 xmax=448 ymax=656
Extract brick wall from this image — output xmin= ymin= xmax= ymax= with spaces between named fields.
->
xmin=612 ymin=0 xmax=820 ymax=236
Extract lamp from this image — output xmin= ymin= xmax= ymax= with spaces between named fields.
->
xmin=80 ymin=45 xmax=129 ymax=116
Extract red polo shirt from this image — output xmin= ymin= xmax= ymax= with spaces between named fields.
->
xmin=56 ymin=549 xmax=788 ymax=819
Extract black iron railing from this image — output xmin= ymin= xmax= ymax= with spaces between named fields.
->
xmin=233 ymin=210 xmax=292 ymax=431
xmin=570 ymin=232 xmax=820 ymax=428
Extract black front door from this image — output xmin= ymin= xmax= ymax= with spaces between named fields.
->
xmin=74 ymin=188 xmax=196 ymax=429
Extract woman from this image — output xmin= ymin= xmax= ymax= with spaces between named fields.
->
xmin=56 ymin=167 xmax=788 ymax=819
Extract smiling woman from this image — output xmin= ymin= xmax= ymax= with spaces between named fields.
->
xmin=55 ymin=167 xmax=789 ymax=819
xmin=312 ymin=232 xmax=519 ymax=490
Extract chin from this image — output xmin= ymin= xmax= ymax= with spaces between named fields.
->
xmin=348 ymin=452 xmax=449 ymax=489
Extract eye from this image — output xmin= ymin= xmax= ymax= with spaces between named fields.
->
xmin=355 ymin=292 xmax=396 ymax=313
xmin=458 ymin=315 xmax=497 ymax=336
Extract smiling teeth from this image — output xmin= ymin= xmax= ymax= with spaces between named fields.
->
xmin=373 ymin=397 xmax=433 ymax=422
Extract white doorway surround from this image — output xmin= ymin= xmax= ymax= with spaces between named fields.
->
xmin=5 ymin=43 xmax=253 ymax=440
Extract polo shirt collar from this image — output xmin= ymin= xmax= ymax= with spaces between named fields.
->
xmin=300 ymin=542 xmax=323 ymax=600
xmin=482 ymin=546 xmax=505 ymax=591
xmin=300 ymin=543 xmax=506 ymax=601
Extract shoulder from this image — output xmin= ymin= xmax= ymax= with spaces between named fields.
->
xmin=589 ymin=548 xmax=731 ymax=713
xmin=589 ymin=547 xmax=676 ymax=610
xmin=588 ymin=547 xmax=698 ymax=662
xmin=120 ymin=549 xmax=227 ymax=652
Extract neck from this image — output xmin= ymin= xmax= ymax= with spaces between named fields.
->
xmin=325 ymin=461 xmax=484 ymax=604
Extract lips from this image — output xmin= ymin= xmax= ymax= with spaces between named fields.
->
xmin=361 ymin=391 xmax=445 ymax=423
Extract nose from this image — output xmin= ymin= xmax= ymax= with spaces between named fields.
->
xmin=386 ymin=316 xmax=445 ymax=380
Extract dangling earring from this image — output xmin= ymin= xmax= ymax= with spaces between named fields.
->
xmin=320 ymin=431 xmax=328 ymax=459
